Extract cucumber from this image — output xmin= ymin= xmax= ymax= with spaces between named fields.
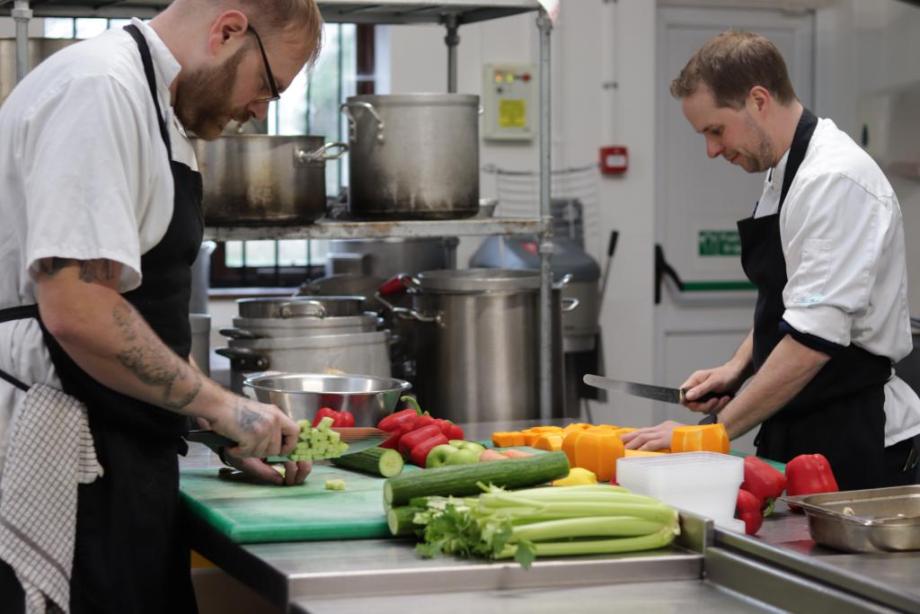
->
xmin=330 ymin=447 xmax=404 ymax=478
xmin=387 ymin=506 xmax=423 ymax=537
xmin=384 ymin=451 xmax=570 ymax=506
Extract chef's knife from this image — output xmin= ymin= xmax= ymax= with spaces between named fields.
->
xmin=186 ymin=427 xmax=388 ymax=463
xmin=583 ymin=374 xmax=730 ymax=406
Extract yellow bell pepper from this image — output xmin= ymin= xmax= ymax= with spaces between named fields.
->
xmin=552 ymin=467 xmax=598 ymax=486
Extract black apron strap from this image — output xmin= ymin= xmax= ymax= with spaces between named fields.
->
xmin=123 ymin=24 xmax=172 ymax=159
xmin=778 ymin=108 xmax=818 ymax=208
xmin=0 ymin=304 xmax=40 ymax=392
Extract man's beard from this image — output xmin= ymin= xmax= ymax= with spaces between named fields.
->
xmin=174 ymin=47 xmax=250 ymax=140
xmin=739 ymin=112 xmax=776 ymax=173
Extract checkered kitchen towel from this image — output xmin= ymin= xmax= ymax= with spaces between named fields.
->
xmin=0 ymin=384 xmax=103 ymax=614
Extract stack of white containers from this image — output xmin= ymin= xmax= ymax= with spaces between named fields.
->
xmin=617 ymin=452 xmax=746 ymax=532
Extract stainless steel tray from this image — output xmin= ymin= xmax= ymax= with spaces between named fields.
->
xmin=781 ymin=485 xmax=920 ymax=553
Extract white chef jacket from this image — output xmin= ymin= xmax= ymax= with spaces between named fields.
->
xmin=0 ymin=18 xmax=197 ymax=471
xmin=754 ymin=117 xmax=920 ymax=446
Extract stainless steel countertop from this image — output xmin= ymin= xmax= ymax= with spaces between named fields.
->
xmin=181 ymin=421 xmax=919 ymax=612
xmin=715 ymin=503 xmax=920 ymax=612
xmin=181 ymin=435 xmax=724 ymax=611
xmin=290 ymin=580 xmax=773 ymax=614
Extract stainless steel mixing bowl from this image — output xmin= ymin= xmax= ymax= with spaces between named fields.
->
xmin=242 ymin=372 xmax=411 ymax=425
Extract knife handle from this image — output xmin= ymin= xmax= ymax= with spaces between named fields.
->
xmin=678 ymin=389 xmax=733 ymax=405
xmin=186 ymin=429 xmax=237 ymax=449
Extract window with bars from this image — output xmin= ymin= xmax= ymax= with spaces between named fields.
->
xmin=44 ymin=17 xmax=375 ymax=288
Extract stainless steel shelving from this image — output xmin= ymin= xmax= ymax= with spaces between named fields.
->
xmin=0 ymin=0 xmax=541 ymax=23
xmin=204 ymin=216 xmax=545 ymax=241
xmin=2 ymin=0 xmax=555 ymax=419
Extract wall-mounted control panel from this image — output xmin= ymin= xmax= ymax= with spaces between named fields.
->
xmin=482 ymin=63 xmax=537 ymax=141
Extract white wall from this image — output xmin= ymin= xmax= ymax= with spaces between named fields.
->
xmin=816 ymin=0 xmax=920 ymax=313
xmin=384 ymin=1 xmax=659 ymax=424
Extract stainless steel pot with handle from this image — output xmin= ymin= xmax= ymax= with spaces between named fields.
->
xmin=376 ymin=269 xmax=567 ymax=423
xmin=192 ymin=135 xmax=347 ymax=225
xmin=341 ymin=94 xmax=479 ymax=220
xmin=220 ymin=313 xmax=379 ymax=340
xmin=217 ymin=330 xmax=392 ymax=393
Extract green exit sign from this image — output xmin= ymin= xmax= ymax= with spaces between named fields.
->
xmin=698 ymin=230 xmax=741 ymax=257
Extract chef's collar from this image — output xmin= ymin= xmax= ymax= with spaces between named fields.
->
xmin=765 ymin=148 xmax=791 ymax=192
xmin=128 ymin=18 xmax=181 ymax=100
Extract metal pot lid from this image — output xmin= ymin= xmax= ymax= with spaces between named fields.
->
xmin=237 ymin=296 xmax=366 ymax=319
xmin=416 ymin=268 xmax=541 ymax=293
xmin=346 ymin=93 xmax=479 ymax=107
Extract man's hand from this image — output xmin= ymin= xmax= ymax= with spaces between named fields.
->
xmin=680 ymin=363 xmax=742 ymax=414
xmin=207 ymin=395 xmax=300 ymax=459
xmin=223 ymin=454 xmax=313 ymax=486
xmin=621 ymin=421 xmax=684 ymax=451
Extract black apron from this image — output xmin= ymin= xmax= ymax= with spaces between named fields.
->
xmin=738 ymin=108 xmax=912 ymax=491
xmin=0 ymin=25 xmax=202 ymax=613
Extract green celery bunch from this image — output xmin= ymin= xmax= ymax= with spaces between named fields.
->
xmin=409 ymin=485 xmax=680 ymax=568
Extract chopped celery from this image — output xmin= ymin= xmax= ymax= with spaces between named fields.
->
xmin=285 ymin=417 xmax=349 ymax=461
xmin=324 ymin=479 xmax=347 ymax=491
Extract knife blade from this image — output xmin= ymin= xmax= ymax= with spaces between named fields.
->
xmin=583 ymin=374 xmax=729 ymax=405
xmin=186 ymin=427 xmax=388 ymax=463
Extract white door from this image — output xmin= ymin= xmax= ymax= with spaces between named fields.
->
xmin=654 ymin=7 xmax=815 ymax=453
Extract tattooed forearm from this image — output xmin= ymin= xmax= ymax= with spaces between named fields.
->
xmin=37 ymin=257 xmax=77 ymax=278
xmin=235 ymin=399 xmax=265 ymax=433
xmin=78 ymin=260 xmax=117 ymax=284
xmin=35 ymin=258 xmax=118 ymax=284
xmin=112 ymin=302 xmax=203 ymax=411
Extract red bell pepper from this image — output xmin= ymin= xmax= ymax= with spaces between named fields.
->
xmin=398 ymin=424 xmax=443 ymax=458
xmin=433 ymin=418 xmax=465 ymax=441
xmin=413 ymin=414 xmax=436 ymax=429
xmin=786 ymin=454 xmax=839 ymax=510
xmin=736 ymin=488 xmax=764 ymax=536
xmin=332 ymin=410 xmax=355 ymax=428
xmin=447 ymin=423 xmax=464 ymax=440
xmin=378 ymin=408 xmax=419 ymax=432
xmin=399 ymin=394 xmax=423 ymax=414
xmin=410 ymin=433 xmax=449 ymax=467
xmin=741 ymin=456 xmax=787 ymax=515
xmin=312 ymin=407 xmax=339 ymax=427
xmin=380 ymin=431 xmax=402 ymax=449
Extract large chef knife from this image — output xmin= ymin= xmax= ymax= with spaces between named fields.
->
xmin=186 ymin=427 xmax=388 ymax=463
xmin=583 ymin=374 xmax=730 ymax=406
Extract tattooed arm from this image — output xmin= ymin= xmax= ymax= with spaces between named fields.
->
xmin=33 ymin=257 xmax=299 ymax=458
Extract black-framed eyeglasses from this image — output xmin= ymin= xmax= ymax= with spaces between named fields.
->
xmin=247 ymin=25 xmax=280 ymax=103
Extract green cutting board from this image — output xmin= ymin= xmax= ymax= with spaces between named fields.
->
xmin=180 ymin=464 xmax=418 ymax=544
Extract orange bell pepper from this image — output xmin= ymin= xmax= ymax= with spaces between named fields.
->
xmin=670 ymin=424 xmax=730 ymax=454
xmin=533 ymin=433 xmax=564 ymax=452
xmin=491 ymin=432 xmax=518 ymax=447
xmin=562 ymin=430 xmax=585 ymax=466
xmin=574 ymin=431 xmax=624 ymax=482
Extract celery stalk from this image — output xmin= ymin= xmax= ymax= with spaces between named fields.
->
xmin=479 ymin=490 xmax=662 ymax=508
xmin=511 ymin=517 xmax=667 ymax=542
xmin=496 ymin=526 xmax=677 ymax=560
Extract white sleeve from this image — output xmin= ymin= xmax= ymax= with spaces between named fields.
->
xmin=20 ymin=74 xmax=152 ymax=293
xmin=780 ymin=172 xmax=892 ymax=346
